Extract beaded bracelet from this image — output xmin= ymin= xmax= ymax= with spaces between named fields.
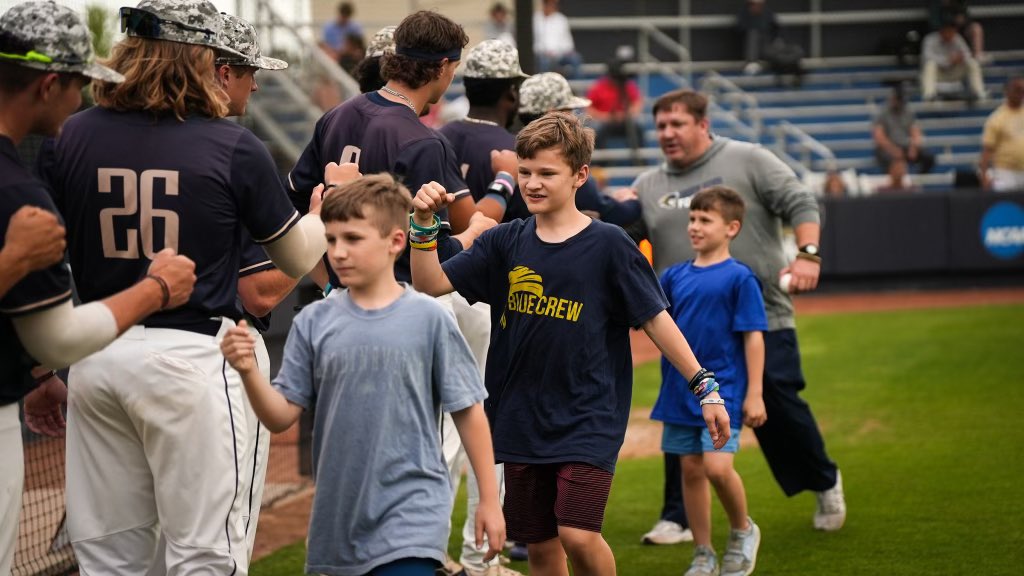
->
xmin=33 ymin=370 xmax=57 ymax=386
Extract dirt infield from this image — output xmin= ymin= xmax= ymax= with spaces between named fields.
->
xmin=252 ymin=287 xmax=1024 ymax=561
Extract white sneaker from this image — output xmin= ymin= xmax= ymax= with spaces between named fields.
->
xmin=814 ymin=470 xmax=847 ymax=531
xmin=641 ymin=519 xmax=694 ymax=545
xmin=458 ymin=566 xmax=525 ymax=576
xmin=685 ymin=545 xmax=720 ymax=576
xmin=721 ymin=517 xmax=761 ymax=576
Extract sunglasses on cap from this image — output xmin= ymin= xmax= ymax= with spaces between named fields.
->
xmin=119 ymin=7 xmax=216 ymax=40
xmin=0 ymin=31 xmax=84 ymax=66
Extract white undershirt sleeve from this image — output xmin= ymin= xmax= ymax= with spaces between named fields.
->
xmin=12 ymin=300 xmax=119 ymax=370
xmin=263 ymin=213 xmax=327 ymax=279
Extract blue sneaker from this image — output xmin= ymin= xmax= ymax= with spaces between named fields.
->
xmin=721 ymin=517 xmax=760 ymax=576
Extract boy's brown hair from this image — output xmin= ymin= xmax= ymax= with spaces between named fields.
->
xmin=381 ymin=11 xmax=468 ymax=89
xmin=651 ymin=89 xmax=708 ymax=122
xmin=689 ymin=186 xmax=745 ymax=226
xmin=515 ymin=111 xmax=594 ymax=172
xmin=320 ymin=174 xmax=413 ymax=237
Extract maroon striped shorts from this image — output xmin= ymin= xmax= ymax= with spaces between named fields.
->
xmin=502 ymin=462 xmax=615 ymax=543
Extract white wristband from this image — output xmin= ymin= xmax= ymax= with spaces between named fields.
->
xmin=699 ymin=397 xmax=725 ymax=407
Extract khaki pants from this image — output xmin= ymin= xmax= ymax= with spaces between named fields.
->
xmin=921 ymin=59 xmax=986 ymax=100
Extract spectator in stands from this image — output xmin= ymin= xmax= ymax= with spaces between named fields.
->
xmin=874 ymin=86 xmax=936 ymax=174
xmin=737 ymin=0 xmax=804 ymax=85
xmin=929 ymin=0 xmax=986 ymax=61
xmin=876 ymin=158 xmax=919 ymax=194
xmin=337 ymin=34 xmax=366 ymax=75
xmin=979 ymin=76 xmax=1024 ymax=192
xmin=920 ymin=19 xmax=986 ymax=102
xmin=823 ymin=171 xmax=847 ymax=198
xmin=533 ymin=0 xmax=582 ymax=79
xmin=587 ymin=46 xmax=644 ymax=156
xmin=320 ymin=2 xmax=363 ymax=63
xmin=485 ymin=3 xmax=515 ymax=46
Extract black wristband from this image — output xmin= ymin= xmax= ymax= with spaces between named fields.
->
xmin=687 ymin=368 xmax=715 ymax=394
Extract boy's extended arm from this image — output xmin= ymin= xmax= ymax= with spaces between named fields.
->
xmin=742 ymin=330 xmax=767 ymax=429
xmin=410 ymin=182 xmax=458 ymax=296
xmin=220 ymin=321 xmax=302 ymax=433
xmin=642 ymin=310 xmax=731 ymax=449
xmin=450 ymin=404 xmax=506 ymax=561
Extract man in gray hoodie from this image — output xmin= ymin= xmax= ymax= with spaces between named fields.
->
xmin=635 ymin=89 xmax=846 ymax=545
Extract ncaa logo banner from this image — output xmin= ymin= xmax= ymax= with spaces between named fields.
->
xmin=980 ymin=201 xmax=1024 ymax=260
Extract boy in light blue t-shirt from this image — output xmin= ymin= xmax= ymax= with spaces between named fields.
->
xmin=651 ymin=186 xmax=768 ymax=576
xmin=220 ymin=174 xmax=505 ymax=576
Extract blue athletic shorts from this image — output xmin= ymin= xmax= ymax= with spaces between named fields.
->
xmin=661 ymin=423 xmax=742 ymax=455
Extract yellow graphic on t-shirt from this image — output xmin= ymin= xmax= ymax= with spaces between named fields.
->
xmin=500 ymin=265 xmax=584 ymax=328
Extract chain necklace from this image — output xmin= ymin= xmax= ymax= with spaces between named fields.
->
xmin=461 ymin=116 xmax=500 ymax=127
xmin=380 ymin=86 xmax=418 ymax=114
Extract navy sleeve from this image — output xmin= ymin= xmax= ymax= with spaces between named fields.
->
xmin=574 ymin=179 xmax=641 ymax=226
xmin=239 ymin=233 xmax=274 ymax=277
xmin=397 ymin=139 xmax=465 ymax=262
xmin=0 ymin=184 xmax=72 ymax=316
xmin=231 ymin=130 xmax=301 ymax=244
xmin=606 ymin=227 xmax=668 ymax=327
xmin=436 ymin=134 xmax=472 ymax=199
xmin=441 ymin=225 xmax=502 ymax=305
xmin=287 ymin=117 xmax=326 ymax=214
xmin=34 ymin=138 xmax=59 ymax=204
xmin=732 ymin=272 xmax=769 ymax=333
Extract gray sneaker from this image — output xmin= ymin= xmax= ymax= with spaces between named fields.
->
xmin=814 ymin=470 xmax=847 ymax=531
xmin=721 ymin=517 xmax=761 ymax=576
xmin=685 ymin=545 xmax=720 ymax=576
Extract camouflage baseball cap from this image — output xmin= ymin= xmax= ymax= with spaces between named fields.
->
xmin=216 ymin=13 xmax=287 ymax=70
xmin=518 ymin=72 xmax=591 ymax=115
xmin=367 ymin=25 xmax=396 ymax=58
xmin=463 ymin=39 xmax=528 ymax=79
xmin=122 ymin=0 xmax=244 ymax=58
xmin=0 ymin=1 xmax=123 ymax=83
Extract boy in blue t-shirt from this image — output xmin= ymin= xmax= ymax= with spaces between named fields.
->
xmin=220 ymin=175 xmax=505 ymax=576
xmin=409 ymin=111 xmax=730 ymax=575
xmin=651 ymin=186 xmax=768 ymax=576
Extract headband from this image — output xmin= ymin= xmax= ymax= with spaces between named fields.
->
xmin=395 ymin=45 xmax=462 ymax=61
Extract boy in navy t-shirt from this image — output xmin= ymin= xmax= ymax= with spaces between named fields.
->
xmin=651 ymin=186 xmax=768 ymax=576
xmin=409 ymin=111 xmax=730 ymax=575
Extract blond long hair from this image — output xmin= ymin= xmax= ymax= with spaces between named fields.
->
xmin=93 ymin=37 xmax=228 ymax=120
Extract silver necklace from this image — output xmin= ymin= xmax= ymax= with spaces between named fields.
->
xmin=380 ymin=86 xmax=418 ymax=113
xmin=462 ymin=116 xmax=500 ymax=127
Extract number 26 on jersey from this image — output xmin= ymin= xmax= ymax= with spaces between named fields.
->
xmin=98 ymin=168 xmax=180 ymax=260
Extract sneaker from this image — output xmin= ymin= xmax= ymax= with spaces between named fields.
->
xmin=641 ymin=519 xmax=694 ymax=545
xmin=457 ymin=566 xmax=526 ymax=576
xmin=437 ymin=557 xmax=463 ymax=575
xmin=685 ymin=545 xmax=720 ymax=576
xmin=814 ymin=470 xmax=847 ymax=531
xmin=721 ymin=517 xmax=761 ymax=576
xmin=508 ymin=542 xmax=528 ymax=561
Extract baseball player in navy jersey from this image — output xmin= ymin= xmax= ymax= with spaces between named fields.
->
xmin=289 ymin=10 xmax=498 ymax=292
xmin=518 ymin=72 xmax=643 ymax=226
xmin=37 ymin=1 xmax=328 ymax=573
xmin=0 ymin=3 xmax=198 ymax=573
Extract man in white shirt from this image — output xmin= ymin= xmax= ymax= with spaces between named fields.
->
xmin=920 ymin=19 xmax=986 ymax=101
xmin=533 ymin=0 xmax=582 ymax=78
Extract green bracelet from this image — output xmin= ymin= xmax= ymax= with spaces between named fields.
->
xmin=409 ymin=213 xmax=441 ymax=234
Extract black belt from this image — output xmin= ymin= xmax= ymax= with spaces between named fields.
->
xmin=143 ymin=317 xmax=223 ymax=337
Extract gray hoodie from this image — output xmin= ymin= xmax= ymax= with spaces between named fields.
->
xmin=633 ymin=137 xmax=820 ymax=331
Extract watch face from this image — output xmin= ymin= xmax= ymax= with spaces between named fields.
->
xmin=802 ymin=244 xmax=819 ymax=256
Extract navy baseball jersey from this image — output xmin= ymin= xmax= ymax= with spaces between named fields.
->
xmin=0 ymin=136 xmax=73 ymax=404
xmin=43 ymin=108 xmax=300 ymax=333
xmin=289 ymin=93 xmax=469 ymax=283
xmin=439 ymin=120 xmax=529 ymax=222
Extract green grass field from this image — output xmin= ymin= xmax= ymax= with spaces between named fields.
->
xmin=252 ymin=303 xmax=1024 ymax=575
